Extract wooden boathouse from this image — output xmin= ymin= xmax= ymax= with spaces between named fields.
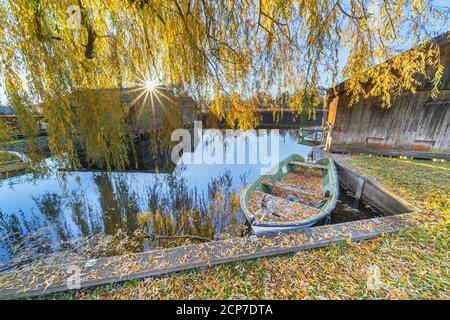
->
xmin=324 ymin=32 xmax=450 ymax=160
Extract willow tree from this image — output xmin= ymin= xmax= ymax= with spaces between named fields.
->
xmin=0 ymin=0 xmax=448 ymax=169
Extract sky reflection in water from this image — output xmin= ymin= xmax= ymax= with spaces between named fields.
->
xmin=0 ymin=130 xmax=311 ymax=262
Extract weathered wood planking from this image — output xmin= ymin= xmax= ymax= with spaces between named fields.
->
xmin=334 ymin=162 xmax=418 ymax=215
xmin=353 ymin=178 xmax=365 ymax=208
xmin=314 ymin=148 xmax=421 ymax=216
xmin=325 ymin=32 xmax=450 ymax=159
xmin=329 ymin=90 xmax=450 ymax=158
xmin=0 ymin=162 xmax=28 ymax=174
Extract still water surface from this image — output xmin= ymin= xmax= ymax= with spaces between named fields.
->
xmin=0 ymin=130 xmax=312 ymax=265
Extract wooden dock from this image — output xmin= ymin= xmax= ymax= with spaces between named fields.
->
xmin=0 ymin=211 xmax=426 ymax=299
xmin=0 ymin=157 xmax=428 ymax=299
xmin=329 ymin=145 xmax=450 ymax=161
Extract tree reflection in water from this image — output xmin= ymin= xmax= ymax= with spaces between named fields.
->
xmin=141 ymin=169 xmax=246 ymax=248
xmin=0 ymin=129 xmax=312 ymax=271
xmin=0 ymin=169 xmax=248 ymax=271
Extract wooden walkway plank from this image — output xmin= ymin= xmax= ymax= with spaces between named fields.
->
xmin=0 ymin=162 xmax=28 ymax=175
xmin=288 ymin=161 xmax=327 ymax=170
xmin=0 ymin=211 xmax=425 ymax=299
xmin=329 ymin=146 xmax=450 ymax=161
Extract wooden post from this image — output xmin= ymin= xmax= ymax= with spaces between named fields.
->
xmin=353 ymin=177 xmax=365 ymax=209
xmin=325 ymin=95 xmax=339 ymax=151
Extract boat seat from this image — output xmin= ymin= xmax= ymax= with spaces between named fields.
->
xmin=288 ymin=161 xmax=327 ymax=170
xmin=254 ymin=191 xmax=320 ymax=211
xmin=261 ymin=179 xmax=313 ymax=195
xmin=262 ymin=179 xmax=323 ymax=207
xmin=251 ymin=191 xmax=321 ymax=223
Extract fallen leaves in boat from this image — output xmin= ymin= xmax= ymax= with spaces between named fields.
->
xmin=280 ymin=170 xmax=323 ymax=204
xmin=248 ymin=169 xmax=324 ymax=223
xmin=248 ymin=191 xmax=322 ymax=223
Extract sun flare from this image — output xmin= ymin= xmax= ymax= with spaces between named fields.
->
xmin=144 ymin=79 xmax=159 ymax=92
xmin=128 ymin=72 xmax=166 ymax=109
xmin=127 ymin=71 xmax=175 ymax=126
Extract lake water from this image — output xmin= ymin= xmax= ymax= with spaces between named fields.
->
xmin=0 ymin=130 xmax=313 ymax=267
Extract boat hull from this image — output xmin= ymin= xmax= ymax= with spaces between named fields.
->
xmin=240 ymin=153 xmax=339 ymax=236
xmin=251 ymin=216 xmax=329 ymax=236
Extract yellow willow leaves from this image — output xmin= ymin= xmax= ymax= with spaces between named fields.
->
xmin=0 ymin=0 xmax=447 ymax=168
xmin=209 ymin=93 xmax=261 ymax=130
xmin=345 ymin=41 xmax=443 ymax=108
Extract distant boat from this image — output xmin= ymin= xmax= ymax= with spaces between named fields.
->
xmin=298 ymin=127 xmax=325 ymax=146
xmin=240 ymin=154 xmax=339 ymax=236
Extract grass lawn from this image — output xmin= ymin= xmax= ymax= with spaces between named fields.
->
xmin=52 ymin=157 xmax=450 ymax=299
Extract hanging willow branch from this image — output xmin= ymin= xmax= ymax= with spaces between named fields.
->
xmin=33 ymin=0 xmax=63 ymax=41
xmin=0 ymin=0 xmax=447 ymax=169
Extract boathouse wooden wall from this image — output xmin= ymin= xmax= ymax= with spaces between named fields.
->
xmin=326 ymin=33 xmax=450 ymax=159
